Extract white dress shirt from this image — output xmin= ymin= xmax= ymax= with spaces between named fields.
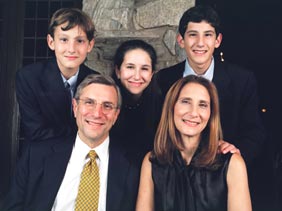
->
xmin=51 ymin=134 xmax=109 ymax=211
xmin=183 ymin=57 xmax=215 ymax=81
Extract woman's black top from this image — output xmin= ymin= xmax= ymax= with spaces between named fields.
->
xmin=151 ymin=151 xmax=232 ymax=211
xmin=110 ymin=75 xmax=163 ymax=159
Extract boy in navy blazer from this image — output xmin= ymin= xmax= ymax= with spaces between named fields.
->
xmin=156 ymin=5 xmax=265 ymax=165
xmin=16 ymin=8 xmax=99 ymax=143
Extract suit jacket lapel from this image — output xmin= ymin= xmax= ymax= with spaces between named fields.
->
xmin=170 ymin=61 xmax=185 ymax=85
xmin=106 ymin=142 xmax=130 ymax=211
xmin=42 ymin=59 xmax=66 ymax=94
xmin=213 ymin=61 xmax=232 ymax=99
xmin=39 ymin=138 xmax=74 ymax=209
xmin=74 ymin=64 xmax=92 ymax=94
xmin=41 ymin=59 xmax=71 ymax=120
xmin=176 ymin=61 xmax=185 ymax=79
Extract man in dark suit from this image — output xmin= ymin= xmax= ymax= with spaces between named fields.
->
xmin=16 ymin=8 xmax=99 ymax=143
xmin=2 ymin=74 xmax=140 ymax=211
xmin=156 ymin=5 xmax=265 ymax=166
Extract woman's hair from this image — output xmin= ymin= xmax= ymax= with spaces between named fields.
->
xmin=113 ymin=39 xmax=157 ymax=72
xmin=48 ymin=8 xmax=95 ymax=41
xmin=153 ymin=75 xmax=222 ymax=167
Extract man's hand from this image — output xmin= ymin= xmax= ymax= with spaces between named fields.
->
xmin=218 ymin=140 xmax=241 ymax=154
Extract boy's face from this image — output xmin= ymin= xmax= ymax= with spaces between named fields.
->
xmin=47 ymin=23 xmax=94 ymax=78
xmin=177 ymin=21 xmax=222 ymax=75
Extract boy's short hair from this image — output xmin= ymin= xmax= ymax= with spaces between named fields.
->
xmin=178 ymin=5 xmax=221 ymax=38
xmin=48 ymin=8 xmax=95 ymax=41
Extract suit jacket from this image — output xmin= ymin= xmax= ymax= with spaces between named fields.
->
xmin=16 ymin=59 xmax=99 ymax=142
xmin=2 ymin=135 xmax=140 ymax=211
xmin=156 ymin=60 xmax=266 ymax=165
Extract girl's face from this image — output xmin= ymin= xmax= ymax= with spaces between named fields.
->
xmin=115 ymin=49 xmax=153 ymax=98
xmin=174 ymin=82 xmax=211 ymax=140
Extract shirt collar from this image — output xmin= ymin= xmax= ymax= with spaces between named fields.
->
xmin=61 ymin=69 xmax=79 ymax=90
xmin=74 ymin=133 xmax=110 ymax=164
xmin=183 ymin=58 xmax=214 ymax=81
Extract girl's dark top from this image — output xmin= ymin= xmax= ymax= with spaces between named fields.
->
xmin=110 ymin=75 xmax=163 ymax=159
xmin=151 ymin=151 xmax=232 ymax=211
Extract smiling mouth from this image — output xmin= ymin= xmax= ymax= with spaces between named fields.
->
xmin=183 ymin=119 xmax=199 ymax=126
xmin=193 ymin=50 xmax=207 ymax=54
xmin=129 ymin=81 xmax=143 ymax=87
xmin=65 ymin=56 xmax=78 ymax=60
xmin=86 ymin=120 xmax=104 ymax=126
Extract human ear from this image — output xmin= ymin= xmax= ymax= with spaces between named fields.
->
xmin=47 ymin=34 xmax=55 ymax=51
xmin=115 ymin=66 xmax=121 ymax=79
xmin=215 ymin=33 xmax=223 ymax=48
xmin=176 ymin=33 xmax=185 ymax=49
xmin=112 ymin=109 xmax=120 ymax=125
xmin=87 ymin=39 xmax=95 ymax=53
xmin=72 ymin=99 xmax=78 ymax=118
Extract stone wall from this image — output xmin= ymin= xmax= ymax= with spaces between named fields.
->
xmin=83 ymin=0 xmax=195 ymax=75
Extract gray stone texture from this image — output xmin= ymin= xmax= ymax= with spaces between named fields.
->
xmin=83 ymin=0 xmax=195 ymax=75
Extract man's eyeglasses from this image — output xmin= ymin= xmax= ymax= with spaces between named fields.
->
xmin=76 ymin=98 xmax=118 ymax=114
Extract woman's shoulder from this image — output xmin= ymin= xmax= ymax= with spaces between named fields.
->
xmin=224 ymin=153 xmax=248 ymax=183
xmin=141 ymin=152 xmax=153 ymax=172
xmin=217 ymin=152 xmax=245 ymax=168
xmin=228 ymin=153 xmax=247 ymax=171
xmin=144 ymin=151 xmax=152 ymax=162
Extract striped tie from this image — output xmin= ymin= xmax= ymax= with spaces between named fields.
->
xmin=75 ymin=150 xmax=100 ymax=210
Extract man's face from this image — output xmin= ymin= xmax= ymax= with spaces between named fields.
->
xmin=47 ymin=23 xmax=94 ymax=78
xmin=177 ymin=21 xmax=222 ymax=75
xmin=73 ymin=83 xmax=120 ymax=148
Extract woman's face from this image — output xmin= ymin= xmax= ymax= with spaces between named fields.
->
xmin=174 ymin=82 xmax=211 ymax=140
xmin=115 ymin=49 xmax=153 ymax=98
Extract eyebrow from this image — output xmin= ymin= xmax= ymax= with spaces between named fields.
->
xmin=204 ymin=30 xmax=215 ymax=34
xmin=81 ymin=97 xmax=115 ymax=104
xmin=125 ymin=63 xmax=135 ymax=66
xmin=179 ymin=97 xmax=210 ymax=104
xmin=199 ymin=100 xmax=210 ymax=104
xmin=56 ymin=32 xmax=87 ymax=38
xmin=75 ymin=35 xmax=87 ymax=39
xmin=125 ymin=63 xmax=151 ymax=68
xmin=178 ymin=97 xmax=192 ymax=101
xmin=141 ymin=64 xmax=151 ymax=68
xmin=186 ymin=30 xmax=215 ymax=34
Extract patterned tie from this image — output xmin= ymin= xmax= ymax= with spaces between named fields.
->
xmin=75 ymin=150 xmax=100 ymax=211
